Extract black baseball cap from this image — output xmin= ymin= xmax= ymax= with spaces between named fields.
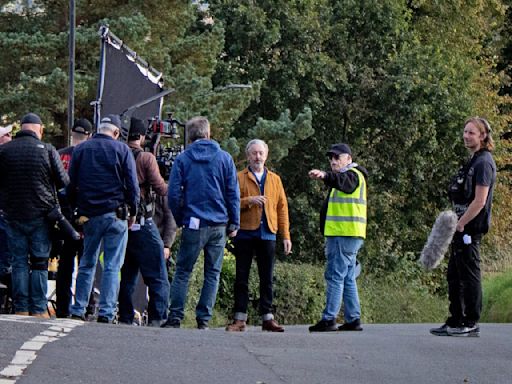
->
xmin=72 ymin=118 xmax=92 ymax=135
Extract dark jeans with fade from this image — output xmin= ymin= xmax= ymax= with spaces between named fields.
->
xmin=233 ymin=238 xmax=276 ymax=317
xmin=6 ymin=218 xmax=51 ymax=314
xmin=447 ymin=232 xmax=483 ymax=327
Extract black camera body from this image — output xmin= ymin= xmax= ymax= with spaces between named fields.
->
xmin=116 ymin=204 xmax=129 ymax=220
xmin=117 ymin=111 xmax=186 ymax=180
xmin=143 ymin=114 xmax=186 ymax=180
xmin=47 ymin=206 xmax=81 ymax=241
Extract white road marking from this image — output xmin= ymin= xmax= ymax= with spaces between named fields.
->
xmin=0 ymin=316 xmax=84 ymax=382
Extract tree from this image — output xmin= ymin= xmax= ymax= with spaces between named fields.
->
xmin=0 ymin=0 xmax=257 ymax=146
xmin=209 ymin=0 xmax=511 ymax=272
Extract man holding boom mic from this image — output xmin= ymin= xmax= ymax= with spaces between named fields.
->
xmin=430 ymin=117 xmax=496 ymax=337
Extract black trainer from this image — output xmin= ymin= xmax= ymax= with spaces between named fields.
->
xmin=338 ymin=319 xmax=363 ymax=331
xmin=309 ymin=319 xmax=337 ymax=332
xmin=70 ymin=314 xmax=86 ymax=321
xmin=429 ymin=323 xmax=451 ymax=336
xmin=161 ymin=318 xmax=181 ymax=328
xmin=97 ymin=316 xmax=112 ymax=324
xmin=197 ymin=320 xmax=209 ymax=330
xmin=447 ymin=324 xmax=480 ymax=337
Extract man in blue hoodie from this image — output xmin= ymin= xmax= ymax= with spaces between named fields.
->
xmin=162 ymin=116 xmax=240 ymax=329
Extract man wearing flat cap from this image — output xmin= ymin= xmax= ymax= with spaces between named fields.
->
xmin=118 ymin=117 xmax=170 ymax=327
xmin=0 ymin=113 xmax=69 ymax=317
xmin=54 ymin=118 xmax=93 ymax=318
xmin=67 ymin=114 xmax=139 ymax=323
xmin=308 ymin=143 xmax=368 ymax=332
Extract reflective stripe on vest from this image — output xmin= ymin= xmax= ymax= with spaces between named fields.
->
xmin=324 ymin=168 xmax=367 ymax=238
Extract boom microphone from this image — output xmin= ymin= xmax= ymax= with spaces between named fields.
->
xmin=419 ymin=210 xmax=458 ymax=270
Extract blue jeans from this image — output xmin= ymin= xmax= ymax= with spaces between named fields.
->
xmin=322 ymin=236 xmax=363 ymax=322
xmin=0 ymin=214 xmax=11 ymax=276
xmin=6 ymin=218 xmax=51 ymax=314
xmin=71 ymin=212 xmax=128 ymax=321
xmin=169 ymin=226 xmax=226 ymax=322
xmin=119 ymin=219 xmax=170 ymax=323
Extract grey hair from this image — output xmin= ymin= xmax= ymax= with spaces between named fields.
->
xmin=186 ymin=116 xmax=210 ymax=142
xmin=245 ymin=139 xmax=268 ymax=154
xmin=97 ymin=122 xmax=118 ymax=134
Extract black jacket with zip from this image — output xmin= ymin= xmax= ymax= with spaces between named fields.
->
xmin=0 ymin=130 xmax=69 ymax=221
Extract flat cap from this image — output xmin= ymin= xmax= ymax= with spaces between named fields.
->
xmin=326 ymin=143 xmax=352 ymax=156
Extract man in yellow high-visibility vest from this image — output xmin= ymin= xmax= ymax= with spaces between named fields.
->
xmin=308 ymin=143 xmax=368 ymax=332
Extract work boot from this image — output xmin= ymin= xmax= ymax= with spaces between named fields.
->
xmin=262 ymin=319 xmax=284 ymax=332
xmin=15 ymin=311 xmax=30 ymax=316
xmin=226 ymin=319 xmax=247 ymax=332
xmin=31 ymin=312 xmax=50 ymax=319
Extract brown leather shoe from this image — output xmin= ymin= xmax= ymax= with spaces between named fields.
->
xmin=15 ymin=312 xmax=29 ymax=316
xmin=262 ymin=319 xmax=284 ymax=332
xmin=226 ymin=319 xmax=247 ymax=332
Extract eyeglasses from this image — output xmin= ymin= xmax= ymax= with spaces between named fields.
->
xmin=328 ymin=154 xmax=340 ymax=160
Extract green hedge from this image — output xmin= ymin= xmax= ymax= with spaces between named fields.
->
xmin=179 ymin=252 xmax=448 ymax=327
xmin=481 ymin=270 xmax=512 ymax=323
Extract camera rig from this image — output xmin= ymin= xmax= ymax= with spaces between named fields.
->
xmin=146 ymin=112 xmax=186 ymax=180
xmin=113 ymin=88 xmax=187 ymax=180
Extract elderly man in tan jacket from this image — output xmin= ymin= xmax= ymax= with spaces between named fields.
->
xmin=226 ymin=139 xmax=292 ymax=332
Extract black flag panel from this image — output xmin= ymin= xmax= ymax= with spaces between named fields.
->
xmin=95 ymin=27 xmax=164 ymax=132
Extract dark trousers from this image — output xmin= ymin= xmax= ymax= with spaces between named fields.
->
xmin=55 ymin=238 xmax=96 ymax=316
xmin=118 ymin=220 xmax=170 ymax=323
xmin=233 ymin=238 xmax=276 ymax=316
xmin=447 ymin=232 xmax=483 ymax=327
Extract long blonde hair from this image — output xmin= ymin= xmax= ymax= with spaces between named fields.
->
xmin=464 ymin=117 xmax=495 ymax=151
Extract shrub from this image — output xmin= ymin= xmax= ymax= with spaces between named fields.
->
xmin=181 ymin=253 xmax=450 ymax=327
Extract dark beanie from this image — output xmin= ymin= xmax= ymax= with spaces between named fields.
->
xmin=21 ymin=112 xmax=42 ymax=125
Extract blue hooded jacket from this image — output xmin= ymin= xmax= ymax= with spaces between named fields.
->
xmin=168 ymin=139 xmax=240 ymax=229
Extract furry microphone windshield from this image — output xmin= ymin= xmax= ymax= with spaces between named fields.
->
xmin=420 ymin=210 xmax=458 ymax=270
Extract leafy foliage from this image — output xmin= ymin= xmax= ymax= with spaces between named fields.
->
xmin=209 ymin=0 xmax=512 ymax=277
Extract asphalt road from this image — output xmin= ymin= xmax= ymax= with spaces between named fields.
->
xmin=1 ymin=315 xmax=511 ymax=384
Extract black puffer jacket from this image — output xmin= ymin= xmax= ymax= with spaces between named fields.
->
xmin=0 ymin=130 xmax=69 ymax=220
